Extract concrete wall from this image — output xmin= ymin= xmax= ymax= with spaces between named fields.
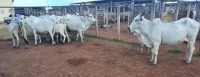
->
xmin=0 ymin=0 xmax=13 ymax=21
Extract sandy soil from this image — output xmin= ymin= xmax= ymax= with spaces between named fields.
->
xmin=1 ymin=22 xmax=200 ymax=77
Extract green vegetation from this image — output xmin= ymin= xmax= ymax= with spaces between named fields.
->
xmin=0 ymin=27 xmax=33 ymax=37
xmin=0 ymin=21 xmax=4 ymax=25
xmin=196 ymin=50 xmax=200 ymax=56
xmin=0 ymin=28 xmax=9 ymax=36
xmin=84 ymin=34 xmax=141 ymax=46
xmin=88 ymin=27 xmax=96 ymax=30
xmin=168 ymin=49 xmax=182 ymax=54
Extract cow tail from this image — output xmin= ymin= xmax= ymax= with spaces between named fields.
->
xmin=20 ymin=22 xmax=29 ymax=46
xmin=23 ymin=37 xmax=29 ymax=45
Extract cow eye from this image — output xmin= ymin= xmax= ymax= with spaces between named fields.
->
xmin=135 ymin=20 xmax=138 ymax=21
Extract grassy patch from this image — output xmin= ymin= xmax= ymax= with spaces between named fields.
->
xmin=168 ymin=49 xmax=182 ymax=54
xmin=196 ymin=50 xmax=200 ymax=56
xmin=88 ymin=27 xmax=96 ymax=30
xmin=0 ymin=28 xmax=9 ymax=36
xmin=0 ymin=21 xmax=4 ymax=25
xmin=84 ymin=34 xmax=141 ymax=46
xmin=0 ymin=27 xmax=33 ymax=37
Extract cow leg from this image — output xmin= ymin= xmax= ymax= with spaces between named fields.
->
xmin=49 ymin=32 xmax=55 ymax=45
xmin=185 ymin=43 xmax=190 ymax=62
xmin=59 ymin=34 xmax=63 ymax=42
xmin=79 ymin=31 xmax=84 ymax=43
xmin=64 ymin=28 xmax=70 ymax=43
xmin=38 ymin=35 xmax=41 ymax=44
xmin=150 ymin=48 xmax=154 ymax=62
xmin=82 ymin=31 xmax=85 ymax=40
xmin=60 ymin=32 xmax=66 ymax=43
xmin=140 ymin=43 xmax=144 ymax=54
xmin=186 ymin=41 xmax=195 ymax=63
xmin=33 ymin=31 xmax=38 ymax=46
xmin=10 ymin=33 xmax=16 ymax=48
xmin=76 ymin=32 xmax=80 ymax=42
xmin=151 ymin=43 xmax=160 ymax=65
xmin=56 ymin=34 xmax=59 ymax=43
xmin=14 ymin=31 xmax=20 ymax=49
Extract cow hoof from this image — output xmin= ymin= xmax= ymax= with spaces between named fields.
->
xmin=13 ymin=46 xmax=16 ymax=48
xmin=16 ymin=46 xmax=20 ymax=49
xmin=34 ymin=44 xmax=37 ymax=46
xmin=25 ymin=46 xmax=28 ymax=49
xmin=149 ymin=63 xmax=156 ymax=66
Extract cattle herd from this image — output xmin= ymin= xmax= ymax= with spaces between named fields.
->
xmin=7 ymin=12 xmax=200 ymax=65
xmin=8 ymin=13 xmax=96 ymax=49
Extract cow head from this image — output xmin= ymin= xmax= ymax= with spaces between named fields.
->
xmin=128 ymin=14 xmax=143 ymax=33
xmin=87 ymin=14 xmax=96 ymax=23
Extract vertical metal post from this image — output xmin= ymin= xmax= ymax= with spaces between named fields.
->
xmin=160 ymin=1 xmax=165 ymax=19
xmin=151 ymin=2 xmax=156 ymax=20
xmin=175 ymin=2 xmax=180 ymax=20
xmin=187 ymin=3 xmax=191 ymax=17
xmin=103 ymin=7 xmax=106 ymax=23
xmin=117 ymin=3 xmax=121 ymax=40
xmin=106 ymin=5 xmax=109 ymax=32
xmin=127 ymin=4 xmax=130 ymax=34
xmin=95 ymin=6 xmax=99 ymax=36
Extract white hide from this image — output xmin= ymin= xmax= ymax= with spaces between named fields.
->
xmin=64 ymin=14 xmax=96 ymax=43
xmin=22 ymin=15 xmax=56 ymax=45
xmin=133 ymin=29 xmax=150 ymax=53
xmin=129 ymin=15 xmax=200 ymax=64
xmin=53 ymin=16 xmax=70 ymax=43
xmin=9 ymin=17 xmax=28 ymax=48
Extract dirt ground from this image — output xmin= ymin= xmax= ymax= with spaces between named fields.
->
xmin=1 ymin=22 xmax=200 ymax=77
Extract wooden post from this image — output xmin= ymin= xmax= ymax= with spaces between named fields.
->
xmin=151 ymin=2 xmax=156 ymax=20
xmin=106 ymin=5 xmax=109 ymax=32
xmin=123 ymin=7 xmax=125 ymax=22
xmin=11 ymin=8 xmax=15 ymax=20
xmin=80 ymin=6 xmax=82 ymax=15
xmin=103 ymin=7 xmax=106 ymax=23
xmin=187 ymin=3 xmax=191 ymax=17
xmin=95 ymin=6 xmax=98 ymax=36
xmin=111 ymin=1 xmax=113 ymax=13
xmin=175 ymin=2 xmax=180 ymax=20
xmin=127 ymin=4 xmax=130 ymax=34
xmin=117 ymin=3 xmax=121 ymax=40
xmin=160 ymin=1 xmax=165 ymax=19
xmin=197 ymin=3 xmax=200 ymax=18
xmin=64 ymin=8 xmax=67 ymax=15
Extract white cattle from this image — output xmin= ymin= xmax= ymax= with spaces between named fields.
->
xmin=21 ymin=15 xmax=55 ymax=45
xmin=50 ymin=15 xmax=70 ymax=43
xmin=8 ymin=17 xmax=28 ymax=48
xmin=64 ymin=14 xmax=96 ymax=43
xmin=129 ymin=15 xmax=200 ymax=65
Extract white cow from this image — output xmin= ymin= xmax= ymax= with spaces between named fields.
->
xmin=64 ymin=14 xmax=96 ymax=43
xmin=51 ymin=15 xmax=70 ymax=43
xmin=129 ymin=14 xmax=200 ymax=65
xmin=8 ymin=17 xmax=28 ymax=48
xmin=21 ymin=15 xmax=56 ymax=45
